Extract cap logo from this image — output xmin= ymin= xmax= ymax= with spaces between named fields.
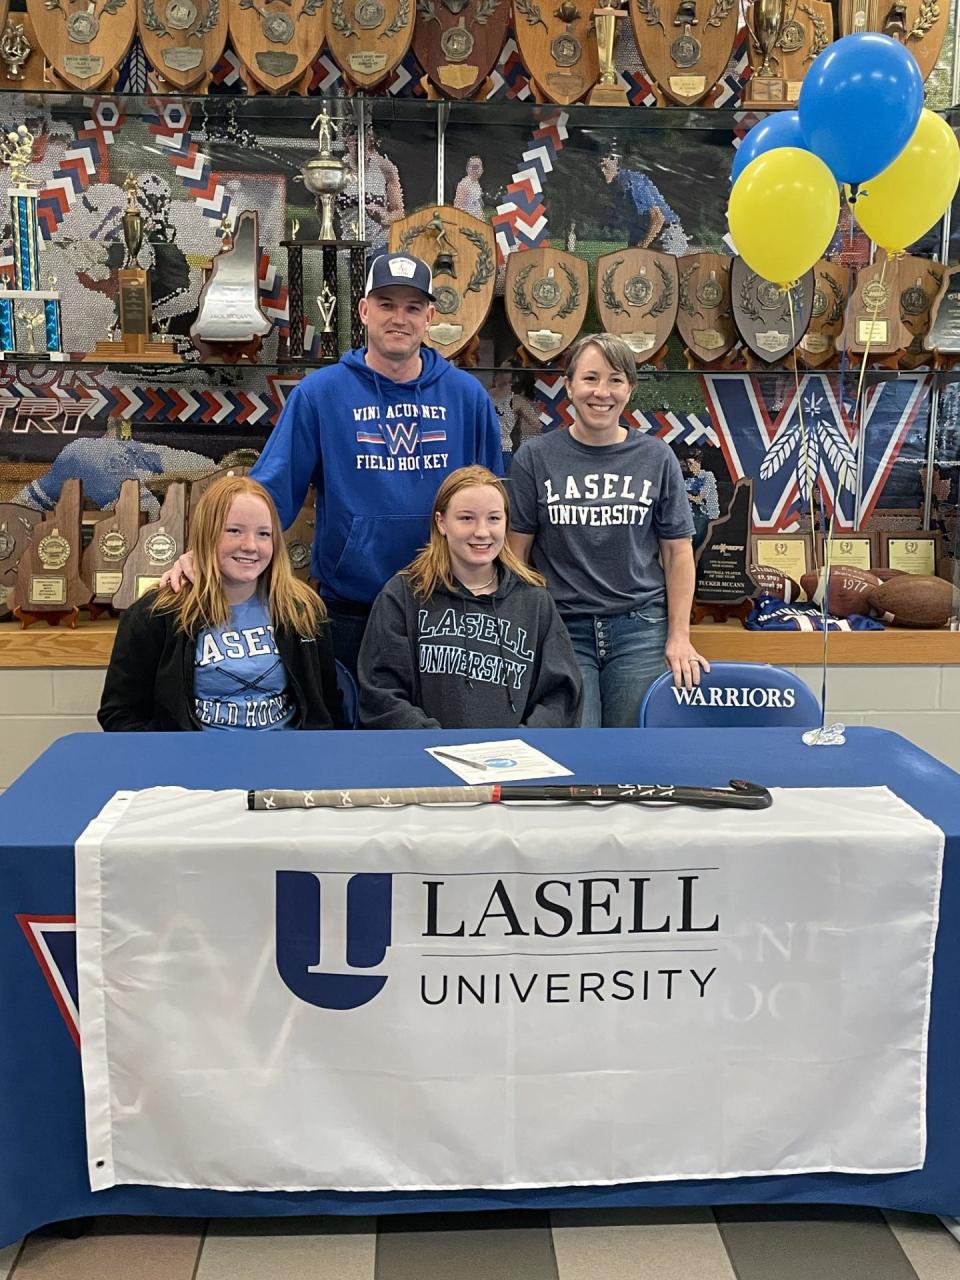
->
xmin=389 ymin=257 xmax=418 ymax=279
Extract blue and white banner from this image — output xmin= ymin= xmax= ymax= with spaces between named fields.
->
xmin=76 ymin=786 xmax=943 ymax=1193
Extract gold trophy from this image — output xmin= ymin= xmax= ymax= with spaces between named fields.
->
xmin=299 ymin=109 xmax=347 ymax=243
xmin=588 ymin=0 xmax=628 ymax=105
xmin=742 ymin=0 xmax=791 ymax=106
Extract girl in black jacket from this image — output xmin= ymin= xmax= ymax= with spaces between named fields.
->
xmin=99 ymin=475 xmax=341 ymax=732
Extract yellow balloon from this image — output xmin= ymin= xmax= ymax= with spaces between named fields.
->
xmin=728 ymin=148 xmax=840 ymax=287
xmin=850 ymin=109 xmax=960 ymax=253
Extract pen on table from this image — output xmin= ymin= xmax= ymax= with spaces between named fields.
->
xmin=432 ymin=749 xmax=490 ymax=770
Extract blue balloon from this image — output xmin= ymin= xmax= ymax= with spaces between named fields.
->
xmin=731 ymin=112 xmax=807 ymax=184
xmin=798 ymin=33 xmax=923 ymax=185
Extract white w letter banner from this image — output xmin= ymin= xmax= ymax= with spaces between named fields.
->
xmin=76 ymin=786 xmax=943 ymax=1193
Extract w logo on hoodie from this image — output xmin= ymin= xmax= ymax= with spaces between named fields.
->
xmin=355 ymin=422 xmax=448 ymax=455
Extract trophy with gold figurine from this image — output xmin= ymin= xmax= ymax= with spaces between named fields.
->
xmin=284 ymin=107 xmax=368 ymax=360
xmin=743 ymin=0 xmax=831 ymax=106
xmin=85 ymin=173 xmax=181 ymax=362
xmin=742 ymin=0 xmax=793 ymax=106
xmin=588 ymin=0 xmax=627 ymax=105
xmin=0 ymin=125 xmax=64 ymax=359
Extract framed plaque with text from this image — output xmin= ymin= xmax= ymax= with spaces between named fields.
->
xmin=819 ymin=533 xmax=877 ymax=572
xmin=880 ymin=531 xmax=941 ymax=576
xmin=751 ymin=533 xmax=813 ymax=585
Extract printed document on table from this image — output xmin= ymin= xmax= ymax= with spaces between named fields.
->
xmin=425 ymin=739 xmax=573 ymax=783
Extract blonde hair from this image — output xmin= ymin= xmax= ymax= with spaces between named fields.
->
xmin=405 ymin=465 xmax=545 ymax=600
xmin=564 ymin=332 xmax=639 ymax=385
xmin=151 ymin=474 xmax=325 ymax=638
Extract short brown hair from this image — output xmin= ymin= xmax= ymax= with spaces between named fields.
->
xmin=564 ymin=332 xmax=639 ymax=385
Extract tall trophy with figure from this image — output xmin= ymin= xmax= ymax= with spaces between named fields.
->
xmin=588 ymin=0 xmax=627 ymax=105
xmin=0 ymin=125 xmax=64 ymax=359
xmin=85 ymin=172 xmax=181 ymax=362
xmin=283 ymin=106 xmax=369 ymax=360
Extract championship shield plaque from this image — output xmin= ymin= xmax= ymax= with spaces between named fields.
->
xmin=731 ymin=258 xmax=814 ymax=364
xmin=414 ymin=0 xmax=509 ymax=98
xmin=139 ymin=0 xmax=227 ymax=90
xmin=389 ymin=206 xmax=495 ymax=360
xmin=840 ymin=0 xmax=946 ymax=80
xmin=512 ymin=0 xmax=599 ymax=105
xmin=798 ymin=259 xmax=849 ymax=368
xmin=898 ymin=254 xmax=942 ymax=366
xmin=0 ymin=502 xmax=39 ymax=619
xmin=925 ymin=264 xmax=960 ymax=354
xmin=325 ymin=0 xmax=415 ymax=88
xmin=505 ymin=247 xmax=588 ymax=362
xmin=81 ymin=477 xmax=141 ymax=613
xmin=693 ymin=478 xmax=755 ymax=622
xmin=631 ymin=0 xmax=738 ymax=105
xmin=113 ymin=482 xmax=187 ymax=611
xmin=229 ymin=0 xmax=324 ymax=92
xmin=27 ymin=0 xmax=135 ymax=87
xmin=676 ymin=252 xmax=736 ymax=364
xmin=12 ymin=478 xmax=91 ymax=627
xmin=595 ymin=248 xmax=678 ymax=360
xmin=840 ymin=254 xmax=908 ymax=355
xmin=191 ymin=210 xmax=272 ymax=362
xmin=767 ymin=0 xmax=832 ymax=102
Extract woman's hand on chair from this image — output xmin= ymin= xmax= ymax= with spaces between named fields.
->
xmin=665 ymin=639 xmax=710 ymax=689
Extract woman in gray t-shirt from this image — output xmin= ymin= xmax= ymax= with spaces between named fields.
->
xmin=508 ymin=333 xmax=710 ymax=727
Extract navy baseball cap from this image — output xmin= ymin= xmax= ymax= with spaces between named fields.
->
xmin=364 ymin=252 xmax=435 ymax=301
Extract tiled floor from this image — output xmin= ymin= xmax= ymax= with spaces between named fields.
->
xmin=2 ymin=1208 xmax=960 ymax=1280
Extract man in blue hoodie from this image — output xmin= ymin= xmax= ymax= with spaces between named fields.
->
xmin=163 ymin=253 xmax=503 ymax=675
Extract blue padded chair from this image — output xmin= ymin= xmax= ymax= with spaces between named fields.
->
xmin=335 ymin=660 xmax=359 ymax=729
xmin=639 ymin=661 xmax=820 ymax=728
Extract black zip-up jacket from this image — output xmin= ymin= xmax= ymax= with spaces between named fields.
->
xmin=98 ymin=593 xmax=342 ymax=732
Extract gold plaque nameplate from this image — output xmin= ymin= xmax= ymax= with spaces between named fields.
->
xmin=29 ymin=576 xmax=67 ymax=605
xmin=428 ymin=322 xmax=464 ymax=346
xmin=801 ymin=334 xmax=831 ymax=353
xmin=857 ymin=319 xmax=889 ymax=344
xmin=692 ymin=328 xmax=725 ymax=351
xmin=526 ymin=328 xmax=563 ymax=353
xmin=136 ymin=575 xmax=162 ymax=599
xmin=786 ymin=80 xmax=802 ymax=99
xmin=349 ymin=51 xmax=387 ymax=72
xmin=669 ymin=74 xmax=706 ymax=95
xmin=622 ymin=331 xmax=657 ymax=354
xmin=755 ymin=329 xmax=790 ymax=354
xmin=887 ymin=538 xmax=936 ymax=575
xmin=63 ymin=55 xmax=105 ymax=78
xmin=824 ymin=537 xmax=872 ymax=571
xmin=94 ymin=570 xmax=124 ymax=596
xmin=754 ymin=538 xmax=809 ymax=583
xmin=438 ymin=63 xmax=479 ymax=87
xmin=546 ymin=71 xmax=585 ymax=92
xmin=163 ymin=47 xmax=204 ymax=71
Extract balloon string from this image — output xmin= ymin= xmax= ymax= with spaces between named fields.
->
xmin=788 ymin=288 xmax=827 ymax=730
xmin=852 ymin=252 xmax=887 ymax=430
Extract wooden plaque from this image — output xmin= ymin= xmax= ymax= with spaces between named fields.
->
xmin=880 ymin=530 xmax=942 ymax=575
xmin=325 ymin=0 xmax=414 ymax=88
xmin=113 ymin=482 xmax=187 ymax=611
xmin=926 ymin=264 xmax=960 ymax=353
xmin=884 ymin=2 xmax=948 ymax=81
xmin=798 ymin=259 xmax=849 ymax=368
xmin=229 ymin=0 xmax=323 ymax=92
xmin=187 ymin=464 xmax=251 ymax=530
xmin=819 ymin=531 xmax=877 ymax=572
xmin=284 ymin=489 xmax=316 ymax=582
xmin=414 ymin=0 xmax=510 ymax=98
xmin=0 ymin=503 xmax=40 ymax=619
xmin=505 ymin=247 xmax=588 ymax=362
xmin=81 ymin=478 xmax=141 ymax=604
xmin=13 ymin=479 xmax=91 ymax=620
xmin=898 ymin=254 xmax=943 ymax=351
xmin=139 ymin=0 xmax=228 ymax=88
xmin=512 ymin=0 xmax=599 ymax=105
xmin=27 ymin=0 xmax=136 ymax=88
xmin=731 ymin=258 xmax=814 ymax=364
xmin=839 ymin=253 xmax=908 ymax=355
xmin=595 ymin=248 xmax=678 ymax=359
xmin=389 ymin=205 xmax=495 ymax=359
xmin=676 ymin=252 xmax=736 ymax=363
xmin=630 ymin=0 xmax=737 ymax=105
xmin=770 ymin=0 xmax=832 ymax=102
xmin=751 ymin=532 xmax=814 ymax=585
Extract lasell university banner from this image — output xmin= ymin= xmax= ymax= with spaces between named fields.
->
xmin=76 ymin=786 xmax=942 ymax=1193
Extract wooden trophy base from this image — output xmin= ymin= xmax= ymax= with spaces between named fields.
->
xmin=192 ymin=335 xmax=265 ymax=364
xmin=692 ymin=599 xmax=754 ymax=625
xmin=741 ymin=74 xmax=791 ymax=109
xmin=85 ymin=339 xmax=182 ymax=363
xmin=14 ymin=605 xmax=80 ymax=630
xmin=587 ymin=80 xmax=629 ymax=106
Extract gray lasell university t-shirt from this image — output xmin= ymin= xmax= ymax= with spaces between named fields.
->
xmin=509 ymin=428 xmax=695 ymax=618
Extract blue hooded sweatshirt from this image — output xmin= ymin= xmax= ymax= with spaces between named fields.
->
xmin=252 ymin=346 xmax=503 ymax=605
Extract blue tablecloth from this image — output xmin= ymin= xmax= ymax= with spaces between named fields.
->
xmin=1 ymin=726 xmax=958 ymax=1245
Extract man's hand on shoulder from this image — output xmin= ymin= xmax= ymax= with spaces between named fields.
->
xmin=158 ymin=550 xmax=196 ymax=593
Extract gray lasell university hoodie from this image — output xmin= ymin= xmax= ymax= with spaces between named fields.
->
xmin=358 ymin=568 xmax=583 ymax=730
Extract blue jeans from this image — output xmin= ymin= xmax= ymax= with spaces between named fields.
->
xmin=563 ymin=606 xmax=669 ymax=728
